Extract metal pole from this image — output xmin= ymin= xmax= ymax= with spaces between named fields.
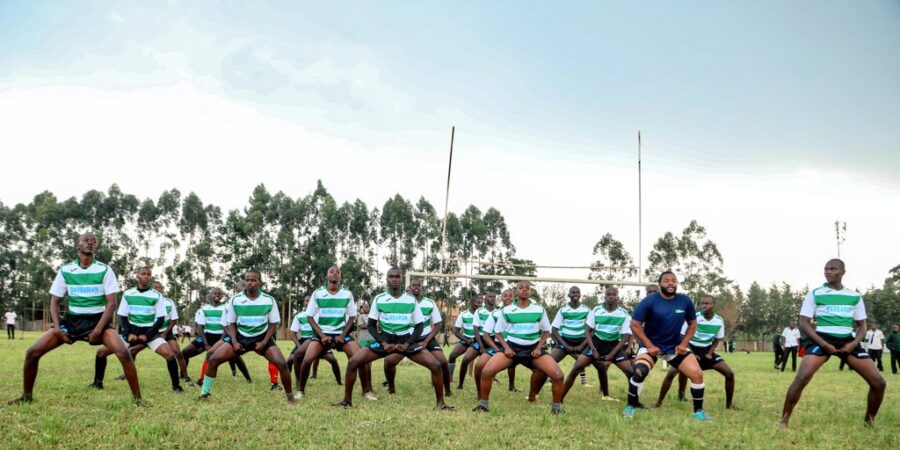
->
xmin=638 ymin=131 xmax=643 ymax=283
xmin=438 ymin=126 xmax=455 ymax=275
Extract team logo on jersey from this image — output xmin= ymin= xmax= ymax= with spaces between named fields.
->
xmin=675 ymin=309 xmax=684 ymax=314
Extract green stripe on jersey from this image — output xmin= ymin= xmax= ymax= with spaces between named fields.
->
xmin=122 ymin=288 xmax=163 ymax=327
xmin=690 ymin=314 xmax=724 ymax=347
xmin=231 ymin=292 xmax=276 ymax=337
xmin=310 ymin=287 xmax=354 ymax=334
xmin=160 ymin=299 xmax=174 ymax=331
xmin=419 ymin=297 xmax=438 ymax=335
xmin=59 ymin=260 xmax=111 ymax=315
xmin=500 ymin=303 xmax=547 ymax=346
xmin=556 ymin=305 xmax=590 ymax=339
xmin=811 ymin=285 xmax=862 ymax=338
xmin=201 ymin=305 xmax=225 ymax=333
xmin=372 ymin=292 xmax=419 ymax=335
xmin=590 ymin=306 xmax=629 ymax=341
xmin=458 ymin=311 xmax=476 ymax=338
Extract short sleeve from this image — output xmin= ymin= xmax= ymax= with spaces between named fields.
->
xmin=799 ymin=290 xmax=816 ymax=318
xmin=154 ymin=296 xmax=167 ymax=318
xmin=852 ymin=296 xmax=867 ymax=321
xmin=49 ymin=271 xmax=67 ymax=297
xmin=493 ymin=312 xmax=508 ymax=334
xmin=346 ymin=292 xmax=357 ymax=317
xmin=169 ymin=301 xmax=179 ymax=321
xmin=683 ymin=297 xmax=696 ymax=322
xmin=620 ymin=315 xmax=632 ymax=335
xmin=306 ymin=293 xmax=320 ymax=317
xmin=539 ymin=309 xmax=551 ymax=332
xmin=103 ymin=268 xmax=121 ymax=295
xmin=267 ymin=300 xmax=281 ymax=324
xmin=116 ymin=298 xmax=129 ymax=316
xmin=290 ymin=315 xmax=301 ymax=332
xmin=551 ymin=310 xmax=563 ymax=329
xmin=632 ymin=298 xmax=650 ymax=323
xmin=482 ymin=315 xmax=495 ymax=334
xmin=716 ymin=320 xmax=725 ymax=339
xmin=430 ymin=306 xmax=442 ymax=325
xmin=224 ymin=304 xmax=236 ymax=326
xmin=411 ymin=303 xmax=424 ymax=324
xmin=195 ymin=309 xmax=205 ymax=325
xmin=454 ymin=314 xmax=463 ymax=328
xmin=585 ymin=309 xmax=596 ymax=328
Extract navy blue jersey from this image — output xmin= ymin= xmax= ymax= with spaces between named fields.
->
xmin=631 ymin=293 xmax=696 ymax=354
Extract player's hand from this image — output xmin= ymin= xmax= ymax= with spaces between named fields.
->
xmin=706 ymin=351 xmax=714 ymax=359
xmin=675 ymin=344 xmax=689 ymax=355
xmin=646 ymin=345 xmax=661 ymax=356
xmin=396 ymin=343 xmax=408 ymax=353
xmin=86 ymin=328 xmax=102 ymax=344
xmin=255 ymin=340 xmax=266 ymax=352
xmin=603 ymin=354 xmax=614 ymax=362
xmin=138 ymin=335 xmax=147 ymax=343
xmin=320 ymin=335 xmax=333 ymax=346
xmin=530 ymin=348 xmax=542 ymax=358
xmin=384 ymin=343 xmax=396 ymax=353
xmin=55 ymin=328 xmax=72 ymax=344
xmin=823 ymin=343 xmax=839 ymax=354
xmin=564 ymin=345 xmax=574 ymax=353
xmin=503 ymin=348 xmax=514 ymax=358
xmin=839 ymin=342 xmax=856 ymax=354
xmin=232 ymin=342 xmax=241 ymax=353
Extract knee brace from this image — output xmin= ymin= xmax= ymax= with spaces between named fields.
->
xmin=632 ymin=363 xmax=650 ymax=383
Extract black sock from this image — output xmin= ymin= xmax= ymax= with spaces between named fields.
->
xmin=627 ymin=378 xmax=642 ymax=407
xmin=690 ymin=383 xmax=705 ymax=412
xmin=167 ymin=359 xmax=180 ymax=388
xmin=94 ymin=357 xmax=107 ymax=383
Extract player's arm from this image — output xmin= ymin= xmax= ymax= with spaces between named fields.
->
xmin=290 ymin=330 xmax=301 ymax=348
xmin=257 ymin=322 xmax=277 ymax=352
xmin=89 ymin=292 xmax=118 ymax=344
xmin=629 ymin=319 xmax=658 ymax=354
xmin=676 ymin=320 xmax=697 ymax=355
xmin=473 ymin=322 xmax=485 ymax=349
xmin=423 ymin=318 xmax=442 ymax=347
xmin=368 ymin=317 xmax=385 ymax=347
xmin=798 ymin=316 xmax=834 ymax=353
xmin=842 ymin=319 xmax=868 ymax=354
xmin=585 ymin=324 xmax=600 ymax=358
xmin=708 ymin=338 xmax=722 ymax=358
xmin=550 ymin=326 xmax=566 ymax=351
xmin=49 ymin=295 xmax=71 ymax=342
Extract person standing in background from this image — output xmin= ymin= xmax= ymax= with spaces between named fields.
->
xmin=781 ymin=323 xmax=801 ymax=372
xmin=865 ymin=323 xmax=885 ymax=372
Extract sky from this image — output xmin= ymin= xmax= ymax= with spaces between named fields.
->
xmin=1 ymin=1 xmax=898 ymax=293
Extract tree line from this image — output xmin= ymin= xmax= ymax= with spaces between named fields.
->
xmin=1 ymin=183 xmax=897 ymax=339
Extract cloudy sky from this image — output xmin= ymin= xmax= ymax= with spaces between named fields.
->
xmin=1 ymin=1 xmax=898 ymax=292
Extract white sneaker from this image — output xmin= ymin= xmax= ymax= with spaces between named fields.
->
xmin=582 ymin=383 xmax=594 ymax=388
xmin=292 ymin=392 xmax=304 ymax=401
xmin=601 ymin=396 xmax=619 ymax=402
xmin=363 ymin=391 xmax=378 ymax=402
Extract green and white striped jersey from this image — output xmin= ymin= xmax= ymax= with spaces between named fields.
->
xmin=800 ymin=284 xmax=866 ymax=339
xmin=117 ymin=288 xmax=166 ymax=328
xmin=290 ymin=309 xmax=314 ymax=339
xmin=370 ymin=291 xmax=424 ymax=336
xmin=681 ymin=313 xmax=724 ymax=348
xmin=49 ymin=259 xmax=120 ymax=315
xmin=551 ymin=304 xmax=590 ymax=340
xmin=417 ymin=297 xmax=442 ymax=336
xmin=306 ymin=286 xmax=357 ymax=334
xmin=454 ymin=310 xmax=477 ymax=339
xmin=586 ymin=305 xmax=632 ymax=342
xmin=159 ymin=297 xmax=179 ymax=332
xmin=493 ymin=302 xmax=551 ymax=346
xmin=225 ymin=291 xmax=280 ymax=337
xmin=195 ymin=303 xmax=227 ymax=334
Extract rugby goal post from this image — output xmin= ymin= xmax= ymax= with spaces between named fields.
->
xmin=405 ymin=271 xmax=647 ymax=288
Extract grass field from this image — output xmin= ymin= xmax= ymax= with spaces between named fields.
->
xmin=0 ymin=332 xmax=897 ymax=449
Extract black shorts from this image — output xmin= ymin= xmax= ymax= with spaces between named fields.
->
xmin=369 ymin=334 xmax=424 ymax=357
xmin=508 ymin=342 xmax=548 ymax=370
xmin=311 ymin=333 xmax=355 ymax=351
xmin=458 ymin=337 xmax=479 ymax=349
xmin=483 ymin=338 xmax=503 ymax=356
xmin=191 ymin=332 xmax=224 ymax=351
xmin=689 ymin=344 xmax=724 ymax=370
xmin=804 ymin=334 xmax=870 ymax=361
xmin=162 ymin=330 xmax=177 ymax=341
xmin=223 ymin=334 xmax=277 ymax=355
xmin=417 ymin=336 xmax=441 ymax=352
xmin=583 ymin=337 xmax=628 ymax=363
xmin=556 ymin=337 xmax=586 ymax=353
xmin=58 ymin=313 xmax=112 ymax=344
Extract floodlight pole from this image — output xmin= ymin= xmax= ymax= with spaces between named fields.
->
xmin=637 ymin=131 xmax=643 ymax=283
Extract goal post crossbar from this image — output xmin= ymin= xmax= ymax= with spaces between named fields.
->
xmin=406 ymin=271 xmax=648 ymax=287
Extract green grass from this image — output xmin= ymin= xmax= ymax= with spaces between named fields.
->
xmin=0 ymin=332 xmax=897 ymax=449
